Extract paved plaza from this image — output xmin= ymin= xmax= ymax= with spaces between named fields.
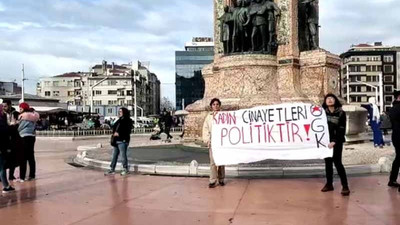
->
xmin=0 ymin=138 xmax=399 ymax=225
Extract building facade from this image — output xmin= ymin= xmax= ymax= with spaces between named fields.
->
xmin=340 ymin=42 xmax=400 ymax=112
xmin=36 ymin=73 xmax=83 ymax=106
xmin=37 ymin=61 xmax=161 ymax=117
xmin=175 ymin=37 xmax=214 ymax=110
xmin=0 ymin=81 xmax=22 ymax=95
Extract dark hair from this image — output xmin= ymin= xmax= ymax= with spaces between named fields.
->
xmin=209 ymin=98 xmax=221 ymax=107
xmin=322 ymin=93 xmax=342 ymax=109
xmin=3 ymin=100 xmax=11 ymax=106
xmin=394 ymin=90 xmax=400 ymax=99
xmin=119 ymin=107 xmax=130 ymax=118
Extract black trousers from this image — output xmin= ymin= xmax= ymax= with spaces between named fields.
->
xmin=390 ymin=141 xmax=400 ymax=182
xmin=20 ymin=136 xmax=36 ymax=180
xmin=165 ymin=126 xmax=173 ymax=139
xmin=324 ymin=143 xmax=348 ymax=187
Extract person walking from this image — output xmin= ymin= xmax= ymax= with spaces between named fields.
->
xmin=0 ymin=104 xmax=15 ymax=193
xmin=164 ymin=111 xmax=173 ymax=140
xmin=105 ymin=108 xmax=133 ymax=176
xmin=388 ymin=90 xmax=400 ymax=190
xmin=18 ymin=103 xmax=39 ymax=182
xmin=203 ymin=98 xmax=225 ymax=188
xmin=321 ymin=93 xmax=350 ymax=196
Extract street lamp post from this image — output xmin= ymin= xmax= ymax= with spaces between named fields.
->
xmin=379 ymin=72 xmax=383 ymax=113
xmin=355 ymin=81 xmax=379 ymax=105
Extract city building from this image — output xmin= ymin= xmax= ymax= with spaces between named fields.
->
xmin=175 ymin=37 xmax=214 ymax=110
xmin=36 ymin=72 xmax=84 ymax=106
xmin=37 ymin=61 xmax=161 ymax=117
xmin=340 ymin=42 xmax=400 ymax=112
xmin=0 ymin=81 xmax=22 ymax=95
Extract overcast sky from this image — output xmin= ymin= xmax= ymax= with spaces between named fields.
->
xmin=0 ymin=0 xmax=399 ymax=104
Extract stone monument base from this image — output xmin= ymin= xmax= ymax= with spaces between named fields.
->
xmin=184 ymin=49 xmax=358 ymax=142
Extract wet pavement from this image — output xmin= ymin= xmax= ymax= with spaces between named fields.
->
xmin=0 ymin=139 xmax=399 ymax=225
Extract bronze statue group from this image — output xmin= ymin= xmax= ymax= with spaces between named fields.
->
xmin=219 ymin=0 xmax=318 ymax=55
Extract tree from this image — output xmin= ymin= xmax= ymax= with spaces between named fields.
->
xmin=160 ymin=97 xmax=175 ymax=112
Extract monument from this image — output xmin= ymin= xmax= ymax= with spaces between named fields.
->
xmin=184 ymin=0 xmax=366 ymax=142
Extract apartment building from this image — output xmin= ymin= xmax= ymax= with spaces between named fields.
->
xmin=340 ymin=42 xmax=400 ymax=112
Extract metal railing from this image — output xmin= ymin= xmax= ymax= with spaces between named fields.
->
xmin=36 ymin=127 xmax=183 ymax=137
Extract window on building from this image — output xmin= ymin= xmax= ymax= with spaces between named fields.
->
xmin=384 ymin=85 xmax=394 ymax=93
xmin=108 ymin=100 xmax=117 ymax=105
xmin=67 ymin=81 xmax=74 ymax=87
xmin=44 ymin=81 xmax=51 ymax=86
xmin=385 ymin=96 xmax=394 ymax=103
xmin=384 ymin=75 xmax=394 ymax=82
xmin=372 ymin=66 xmax=377 ymax=72
xmin=361 ymin=96 xmax=367 ymax=102
xmin=95 ymin=108 xmax=100 ymax=114
xmin=372 ymin=76 xmax=378 ymax=82
xmin=385 ymin=106 xmax=392 ymax=112
xmin=107 ymin=108 xmax=113 ymax=114
xmin=127 ymin=90 xmax=132 ymax=96
xmin=68 ymin=91 xmax=75 ymax=96
xmin=119 ymin=91 xmax=125 ymax=96
xmin=53 ymin=81 xmax=59 ymax=86
xmin=366 ymin=76 xmax=372 ymax=82
xmin=384 ymin=55 xmax=394 ymax=63
xmin=366 ymin=66 xmax=371 ymax=72
xmin=107 ymin=80 xmax=117 ymax=86
xmin=45 ymin=91 xmax=51 ymax=96
xmin=94 ymin=90 xmax=102 ymax=95
xmin=53 ymin=91 xmax=60 ymax=97
xmin=366 ymin=86 xmax=372 ymax=92
xmin=108 ymin=90 xmax=117 ymax=95
xmin=378 ymin=66 xmax=382 ymax=71
xmin=384 ymin=65 xmax=394 ymax=73
xmin=94 ymin=100 xmax=102 ymax=106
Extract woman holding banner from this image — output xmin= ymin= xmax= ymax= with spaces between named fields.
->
xmin=321 ymin=94 xmax=350 ymax=196
xmin=203 ymin=98 xmax=225 ymax=188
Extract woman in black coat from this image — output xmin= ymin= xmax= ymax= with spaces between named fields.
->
xmin=0 ymin=105 xmax=15 ymax=193
xmin=321 ymin=94 xmax=350 ymax=196
xmin=105 ymin=108 xmax=133 ymax=176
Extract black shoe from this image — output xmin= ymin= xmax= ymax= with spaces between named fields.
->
xmin=208 ymin=183 xmax=216 ymax=188
xmin=9 ymin=176 xmax=16 ymax=181
xmin=219 ymin=181 xmax=225 ymax=186
xmin=341 ymin=187 xmax=350 ymax=196
xmin=2 ymin=186 xmax=15 ymax=194
xmin=321 ymin=184 xmax=334 ymax=192
xmin=388 ymin=181 xmax=400 ymax=188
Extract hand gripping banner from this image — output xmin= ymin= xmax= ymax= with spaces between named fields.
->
xmin=211 ymin=103 xmax=332 ymax=166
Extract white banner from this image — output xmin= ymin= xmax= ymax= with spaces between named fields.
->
xmin=211 ymin=103 xmax=332 ymax=166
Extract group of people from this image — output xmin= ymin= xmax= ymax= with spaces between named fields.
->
xmin=0 ymin=101 xmax=39 ymax=194
xmin=203 ymin=91 xmax=400 ymax=195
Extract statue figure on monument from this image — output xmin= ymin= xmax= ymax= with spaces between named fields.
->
xmin=302 ymin=0 xmax=319 ymax=50
xmin=219 ymin=6 xmax=233 ymax=53
xmin=265 ymin=0 xmax=281 ymax=54
xmin=232 ymin=0 xmax=251 ymax=53
xmin=249 ymin=0 xmax=268 ymax=53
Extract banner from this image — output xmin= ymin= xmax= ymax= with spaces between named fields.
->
xmin=211 ymin=103 xmax=332 ymax=166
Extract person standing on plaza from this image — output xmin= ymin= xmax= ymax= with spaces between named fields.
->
xmin=0 ymin=104 xmax=15 ymax=193
xmin=105 ymin=108 xmax=133 ymax=176
xmin=321 ymin=93 xmax=350 ymax=196
xmin=18 ymin=103 xmax=39 ymax=182
xmin=2 ymin=100 xmax=20 ymax=181
xmin=164 ymin=111 xmax=173 ymax=140
xmin=388 ymin=91 xmax=400 ymax=190
xmin=368 ymin=97 xmax=385 ymax=148
xmin=203 ymin=98 xmax=225 ymax=188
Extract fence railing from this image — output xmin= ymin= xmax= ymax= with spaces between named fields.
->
xmin=36 ymin=127 xmax=183 ymax=137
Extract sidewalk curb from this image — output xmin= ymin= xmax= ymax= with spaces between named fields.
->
xmin=73 ymin=149 xmax=386 ymax=178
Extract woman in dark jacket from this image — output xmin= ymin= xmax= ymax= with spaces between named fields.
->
xmin=105 ymin=108 xmax=133 ymax=176
xmin=321 ymin=93 xmax=350 ymax=196
xmin=0 ymin=104 xmax=15 ymax=193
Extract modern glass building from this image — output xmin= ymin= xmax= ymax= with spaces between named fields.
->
xmin=175 ymin=37 xmax=214 ymax=110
